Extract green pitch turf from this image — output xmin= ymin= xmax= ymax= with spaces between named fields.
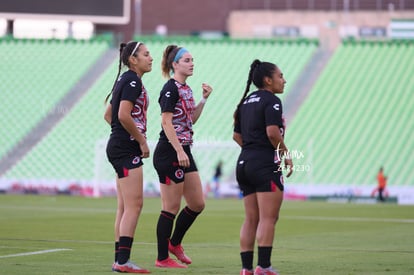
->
xmin=0 ymin=195 xmax=413 ymax=274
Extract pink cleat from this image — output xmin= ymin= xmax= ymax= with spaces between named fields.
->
xmin=168 ymin=241 xmax=192 ymax=264
xmin=254 ymin=265 xmax=279 ymax=275
xmin=112 ymin=261 xmax=151 ymax=273
xmin=240 ymin=268 xmax=254 ymax=275
xmin=155 ymin=257 xmax=188 ymax=268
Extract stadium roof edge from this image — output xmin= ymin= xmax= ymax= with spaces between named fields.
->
xmin=0 ymin=33 xmax=114 ymax=44
xmin=342 ymin=37 xmax=414 ymax=45
xmin=133 ymin=35 xmax=320 ymax=45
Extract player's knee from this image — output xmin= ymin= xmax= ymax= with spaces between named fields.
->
xmin=192 ymin=202 xmax=205 ymax=213
xmin=126 ymin=197 xmax=144 ymax=215
xmin=187 ymin=200 xmax=205 ymax=213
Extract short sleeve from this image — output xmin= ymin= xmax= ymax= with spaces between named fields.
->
xmin=120 ymin=77 xmax=142 ymax=103
xmin=264 ymin=96 xmax=283 ymax=127
xmin=159 ymin=81 xmax=179 ymax=113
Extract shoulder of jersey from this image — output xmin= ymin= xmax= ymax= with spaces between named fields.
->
xmin=162 ymin=79 xmax=178 ymax=93
xmin=123 ymin=72 xmax=142 ymax=88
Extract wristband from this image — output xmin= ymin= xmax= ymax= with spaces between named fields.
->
xmin=200 ymin=97 xmax=207 ymax=104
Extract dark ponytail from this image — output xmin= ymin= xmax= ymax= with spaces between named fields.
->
xmin=105 ymin=43 xmax=126 ymax=103
xmin=161 ymin=45 xmax=181 ymax=78
xmin=251 ymin=61 xmax=276 ymax=89
xmin=233 ymin=59 xmax=262 ymax=125
xmin=104 ymin=41 xmax=143 ymax=104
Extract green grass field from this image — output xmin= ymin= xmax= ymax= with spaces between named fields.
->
xmin=0 ymin=195 xmax=413 ymax=275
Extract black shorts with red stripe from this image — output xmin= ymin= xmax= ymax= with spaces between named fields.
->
xmin=106 ymin=138 xmax=143 ymax=178
xmin=236 ymin=154 xmax=284 ymax=197
xmin=153 ymin=141 xmax=198 ymax=184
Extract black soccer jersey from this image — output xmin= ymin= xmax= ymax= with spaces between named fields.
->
xmin=158 ymin=79 xmax=195 ymax=145
xmin=234 ymin=90 xmax=286 ymax=153
xmin=108 ymin=70 xmax=148 ymax=155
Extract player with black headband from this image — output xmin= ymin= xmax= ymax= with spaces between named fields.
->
xmin=153 ymin=45 xmax=213 ymax=268
xmin=104 ymin=41 xmax=152 ymax=273
xmin=233 ymin=59 xmax=293 ymax=275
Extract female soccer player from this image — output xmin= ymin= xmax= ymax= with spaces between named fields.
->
xmin=153 ymin=45 xmax=213 ymax=268
xmin=104 ymin=41 xmax=152 ymax=273
xmin=233 ymin=59 xmax=293 ymax=275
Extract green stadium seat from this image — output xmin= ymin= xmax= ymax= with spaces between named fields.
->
xmin=0 ymin=38 xmax=109 ymax=159
xmin=286 ymin=41 xmax=414 ymax=187
xmin=2 ymin=38 xmax=317 ymax=187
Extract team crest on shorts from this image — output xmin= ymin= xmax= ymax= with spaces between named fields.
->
xmin=175 ymin=169 xmax=184 ymax=179
xmin=132 ymin=156 xmax=141 ymax=165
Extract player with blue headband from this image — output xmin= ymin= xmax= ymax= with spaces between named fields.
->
xmin=173 ymin=47 xmax=189 ymax=62
xmin=153 ymin=44 xmax=213 ymax=269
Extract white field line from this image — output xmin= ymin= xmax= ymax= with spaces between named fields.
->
xmin=0 ymin=205 xmax=159 ymax=214
xmin=1 ymin=206 xmax=413 ymax=223
xmin=284 ymin=215 xmax=414 ymax=223
xmin=0 ymin=205 xmax=115 ymax=213
xmin=0 ymin=248 xmax=72 ymax=259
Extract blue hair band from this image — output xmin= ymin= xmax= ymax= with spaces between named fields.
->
xmin=173 ymin=48 xmax=189 ymax=62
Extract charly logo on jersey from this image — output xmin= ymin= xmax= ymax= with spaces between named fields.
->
xmin=165 ymin=91 xmax=171 ymax=97
xmin=175 ymin=169 xmax=184 ymax=179
xmin=132 ymin=156 xmax=141 ymax=164
xmin=130 ymin=81 xmax=137 ymax=87
xmin=273 ymin=103 xmax=280 ymax=111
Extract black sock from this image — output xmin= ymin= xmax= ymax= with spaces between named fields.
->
xmin=258 ymin=246 xmax=272 ymax=268
xmin=118 ymin=236 xmax=133 ymax=265
xmin=170 ymin=206 xmax=201 ymax=246
xmin=156 ymin=211 xmax=176 ymax=261
xmin=115 ymin=241 xmax=119 ymax=263
xmin=241 ymin=251 xmax=254 ymax=270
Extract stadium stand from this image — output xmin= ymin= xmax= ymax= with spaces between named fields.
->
xmin=0 ymin=38 xmax=110 ymax=161
xmin=1 ymin=36 xmax=413 ymax=198
xmin=1 ymin=37 xmax=318 ymax=189
xmin=286 ymin=40 xmax=414 ymax=188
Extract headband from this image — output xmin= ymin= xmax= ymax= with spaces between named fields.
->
xmin=173 ymin=47 xmax=189 ymax=62
xmin=130 ymin=42 xmax=142 ymax=57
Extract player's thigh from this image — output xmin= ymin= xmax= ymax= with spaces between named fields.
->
xmin=159 ymin=181 xmax=184 ymax=214
xmin=118 ymin=167 xmax=144 ymax=208
xmin=116 ymin=178 xmax=124 ymax=212
xmin=256 ymin=189 xmax=283 ymax=222
xmin=243 ymin=193 xmax=259 ymax=222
